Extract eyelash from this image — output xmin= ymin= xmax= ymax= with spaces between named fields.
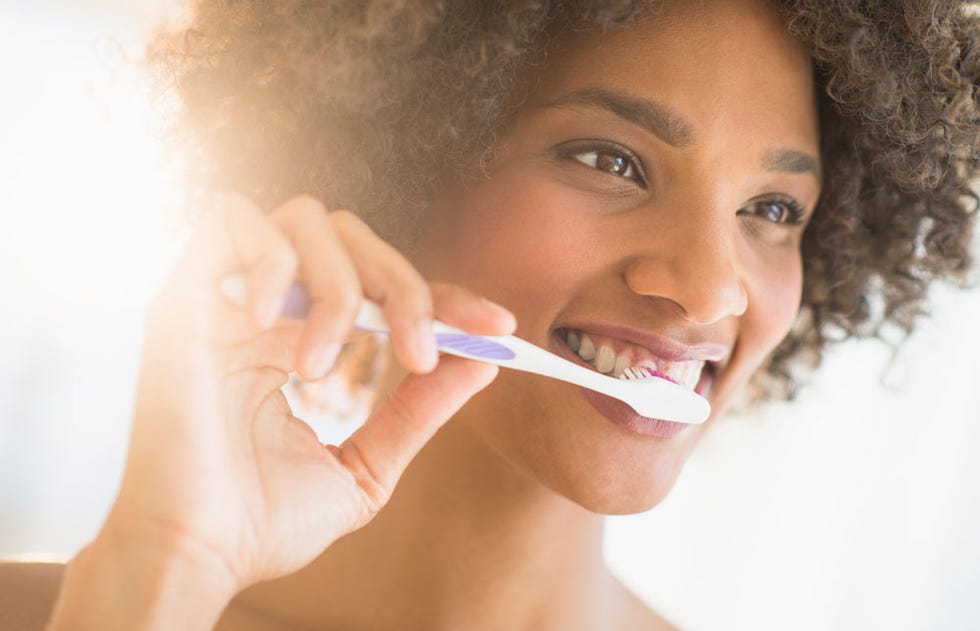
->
xmin=558 ymin=140 xmax=648 ymax=187
xmin=739 ymin=195 xmax=807 ymax=226
xmin=557 ymin=140 xmax=807 ymax=225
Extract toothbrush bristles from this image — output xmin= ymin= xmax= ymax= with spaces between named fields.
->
xmin=620 ymin=366 xmax=653 ymax=380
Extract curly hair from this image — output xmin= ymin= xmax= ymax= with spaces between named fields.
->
xmin=149 ymin=0 xmax=980 ymax=401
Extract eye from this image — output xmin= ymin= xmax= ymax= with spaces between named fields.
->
xmin=558 ymin=140 xmax=647 ymax=187
xmin=739 ymin=196 xmax=807 ymax=225
xmin=574 ymin=149 xmax=639 ymax=179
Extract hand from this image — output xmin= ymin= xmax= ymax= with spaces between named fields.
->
xmin=54 ymin=194 xmax=515 ymax=626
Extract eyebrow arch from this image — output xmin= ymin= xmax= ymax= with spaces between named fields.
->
xmin=761 ymin=148 xmax=822 ymax=181
xmin=540 ymin=87 xmax=821 ymax=181
xmin=539 ymin=88 xmax=695 ymax=148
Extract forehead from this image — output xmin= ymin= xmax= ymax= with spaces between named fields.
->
xmin=523 ymin=0 xmax=819 ymax=155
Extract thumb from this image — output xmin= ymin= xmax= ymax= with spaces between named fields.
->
xmin=333 ymin=356 xmax=498 ymax=512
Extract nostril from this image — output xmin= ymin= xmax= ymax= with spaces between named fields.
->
xmin=623 ymin=249 xmax=748 ymax=325
xmin=680 ymin=280 xmax=748 ymax=324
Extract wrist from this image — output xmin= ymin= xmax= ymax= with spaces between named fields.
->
xmin=48 ymin=521 xmax=238 ymax=630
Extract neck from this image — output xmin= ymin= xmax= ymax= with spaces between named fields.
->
xmin=235 ymin=411 xmax=612 ymax=630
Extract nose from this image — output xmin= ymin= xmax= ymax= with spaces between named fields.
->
xmin=623 ymin=210 xmax=749 ymax=325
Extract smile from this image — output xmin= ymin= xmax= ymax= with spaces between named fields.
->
xmin=556 ymin=327 xmax=719 ymax=395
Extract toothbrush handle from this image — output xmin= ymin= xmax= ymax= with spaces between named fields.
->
xmin=223 ymin=275 xmax=708 ymax=422
xmin=231 ymin=276 xmax=619 ymax=383
xmin=354 ymin=299 xmax=518 ymax=361
xmin=276 ymin=279 xmax=518 ymax=362
xmin=277 ymin=279 xmax=596 ymax=372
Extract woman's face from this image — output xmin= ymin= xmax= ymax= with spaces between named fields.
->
xmin=414 ymin=0 xmax=821 ymax=512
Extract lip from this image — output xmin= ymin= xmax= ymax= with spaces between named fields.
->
xmin=557 ymin=321 xmax=729 ymax=364
xmin=549 ymin=327 xmax=720 ymax=439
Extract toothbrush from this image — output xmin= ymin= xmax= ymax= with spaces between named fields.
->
xmin=219 ymin=276 xmax=711 ymax=424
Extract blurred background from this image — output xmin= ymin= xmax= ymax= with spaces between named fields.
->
xmin=1 ymin=1 xmax=978 ymax=630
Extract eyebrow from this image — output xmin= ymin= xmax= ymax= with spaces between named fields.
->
xmin=540 ymin=88 xmax=695 ymax=148
xmin=540 ymin=87 xmax=822 ymax=181
xmin=762 ymin=148 xmax=822 ymax=181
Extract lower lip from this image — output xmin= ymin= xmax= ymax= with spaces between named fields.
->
xmin=550 ymin=332 xmax=712 ymax=439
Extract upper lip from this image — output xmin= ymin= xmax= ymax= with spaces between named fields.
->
xmin=555 ymin=321 xmax=730 ymax=364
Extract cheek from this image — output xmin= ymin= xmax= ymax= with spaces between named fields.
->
xmin=420 ymin=176 xmax=597 ymax=333
xmin=741 ymin=252 xmax=803 ymax=369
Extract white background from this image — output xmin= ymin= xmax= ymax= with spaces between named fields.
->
xmin=1 ymin=2 xmax=978 ymax=629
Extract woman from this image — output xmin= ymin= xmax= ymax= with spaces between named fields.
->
xmin=4 ymin=0 xmax=977 ymax=628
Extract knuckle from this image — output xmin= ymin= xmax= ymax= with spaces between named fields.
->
xmin=400 ymin=279 xmax=433 ymax=316
xmin=388 ymin=267 xmax=431 ymax=310
xmin=290 ymin=193 xmax=328 ymax=214
xmin=277 ymin=194 xmax=328 ymax=222
xmin=312 ymin=274 xmax=361 ymax=319
xmin=266 ymin=245 xmax=299 ymax=274
xmin=333 ymin=285 xmax=362 ymax=315
xmin=338 ymin=439 xmax=390 ymax=514
xmin=328 ymin=208 xmax=365 ymax=231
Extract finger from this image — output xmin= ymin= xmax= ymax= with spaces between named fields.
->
xmin=330 ymin=210 xmax=438 ymax=375
xmin=169 ymin=193 xmax=299 ymax=329
xmin=245 ymin=247 xmax=298 ymax=328
xmin=335 ymin=356 xmax=498 ymax=511
xmin=268 ymin=197 xmax=363 ymax=381
xmin=219 ymin=323 xmax=304 ymax=376
xmin=429 ymin=282 xmax=517 ymax=336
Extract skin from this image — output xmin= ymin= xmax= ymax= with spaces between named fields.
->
xmin=230 ymin=0 xmax=820 ymax=628
xmin=416 ymin=0 xmax=821 ymax=514
xmin=5 ymin=0 xmax=820 ymax=629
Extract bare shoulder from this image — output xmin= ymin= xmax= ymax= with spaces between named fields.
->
xmin=610 ymin=575 xmax=681 ymax=631
xmin=0 ymin=561 xmax=66 ymax=630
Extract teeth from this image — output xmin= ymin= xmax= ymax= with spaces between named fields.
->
xmin=565 ymin=328 xmax=709 ymax=390
xmin=566 ymin=329 xmax=581 ymax=352
xmin=595 ymin=345 xmax=616 ymax=373
xmin=631 ymin=359 xmax=706 ymax=390
xmin=612 ymin=352 xmax=631 ymax=378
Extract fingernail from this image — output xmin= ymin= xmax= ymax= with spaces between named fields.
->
xmin=306 ymin=343 xmax=341 ymax=379
xmin=414 ymin=318 xmax=438 ymax=370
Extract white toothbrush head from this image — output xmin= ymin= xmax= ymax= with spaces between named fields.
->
xmin=614 ymin=365 xmax=711 ymax=423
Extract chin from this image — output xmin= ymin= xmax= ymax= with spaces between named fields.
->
xmin=562 ymin=454 xmax=691 ymax=515
xmin=459 ymin=369 xmax=712 ymax=515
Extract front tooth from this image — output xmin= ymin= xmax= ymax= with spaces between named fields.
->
xmin=668 ymin=365 xmax=690 ymax=388
xmin=595 ymin=345 xmax=616 ymax=373
xmin=687 ymin=363 xmax=704 ymax=388
xmin=661 ymin=361 xmax=705 ymax=389
xmin=577 ymin=335 xmax=596 ymax=361
xmin=613 ymin=352 xmax=631 ymax=378
xmin=566 ymin=330 xmax=581 ymax=352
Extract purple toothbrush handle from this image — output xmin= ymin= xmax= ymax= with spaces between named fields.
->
xmin=434 ymin=333 xmax=516 ymax=361
xmin=279 ymin=281 xmax=515 ymax=361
